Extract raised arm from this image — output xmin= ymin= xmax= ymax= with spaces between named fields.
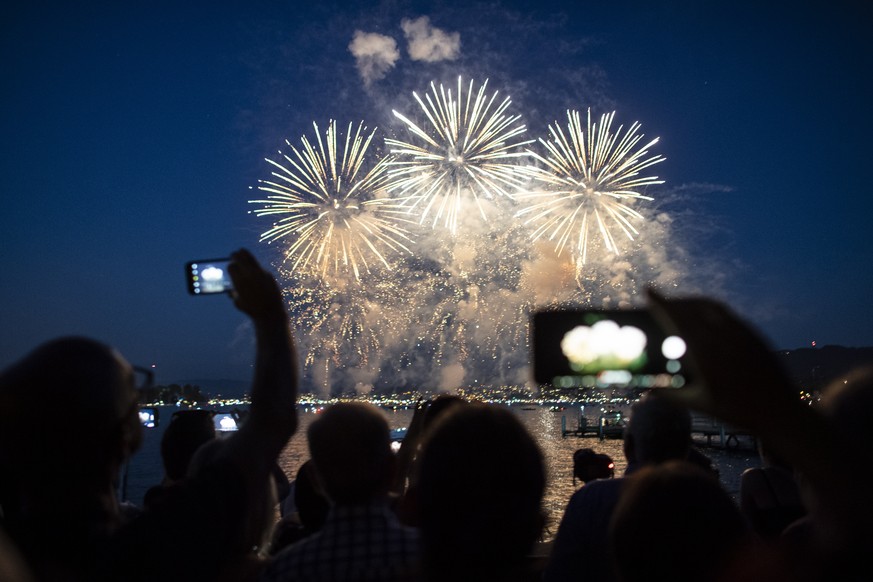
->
xmin=99 ymin=249 xmax=300 ymax=580
xmin=224 ymin=248 xmax=299 ymax=476
xmin=646 ymin=289 xmax=869 ymax=554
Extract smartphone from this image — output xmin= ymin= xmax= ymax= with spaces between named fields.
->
xmin=138 ymin=407 xmax=159 ymax=428
xmin=186 ymin=258 xmax=233 ymax=295
xmin=532 ymin=308 xmax=690 ymax=388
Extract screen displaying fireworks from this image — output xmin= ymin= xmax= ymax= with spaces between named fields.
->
xmin=249 ymin=78 xmax=676 ymax=395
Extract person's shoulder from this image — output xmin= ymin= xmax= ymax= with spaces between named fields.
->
xmin=569 ymin=477 xmax=624 ymax=500
xmin=741 ymin=466 xmax=765 ymax=479
xmin=389 ymin=520 xmax=420 ymax=547
xmin=563 ymin=477 xmax=625 ymax=518
xmin=261 ymin=534 xmax=322 ymax=581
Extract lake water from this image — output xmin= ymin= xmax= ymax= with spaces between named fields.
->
xmin=122 ymin=404 xmax=760 ymax=540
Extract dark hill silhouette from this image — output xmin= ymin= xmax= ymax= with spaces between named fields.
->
xmin=175 ymin=378 xmax=250 ymax=399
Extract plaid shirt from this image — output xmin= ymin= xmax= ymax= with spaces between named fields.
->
xmin=261 ymin=501 xmax=420 ymax=582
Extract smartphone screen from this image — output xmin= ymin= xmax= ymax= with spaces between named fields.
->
xmin=138 ymin=407 xmax=158 ymax=428
xmin=186 ymin=259 xmax=232 ymax=295
xmin=213 ymin=412 xmax=239 ymax=432
xmin=532 ymin=309 xmax=689 ymax=388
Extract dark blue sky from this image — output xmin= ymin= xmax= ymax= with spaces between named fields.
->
xmin=2 ymin=1 xmax=871 ymax=386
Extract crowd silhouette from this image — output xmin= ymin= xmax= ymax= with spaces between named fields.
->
xmin=1 ymin=251 xmax=870 ymax=581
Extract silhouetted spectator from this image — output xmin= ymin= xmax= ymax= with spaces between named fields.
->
xmin=392 ymin=394 xmax=467 ymax=496
xmin=686 ymin=445 xmax=719 ymax=479
xmin=185 ymin=437 xmax=278 ymax=581
xmin=647 ymin=290 xmax=873 ymax=581
xmin=393 ymin=394 xmax=468 ymax=525
xmin=572 ymin=448 xmax=615 ymax=485
xmin=415 ymin=403 xmax=546 ymax=582
xmin=270 ymin=460 xmax=330 ymax=554
xmin=0 ymin=248 xmax=299 ymax=581
xmin=740 ymin=441 xmax=805 ymax=539
xmin=609 ymin=460 xmax=751 ymax=582
xmin=779 ymin=367 xmax=873 ymax=579
xmin=271 ymin=463 xmax=291 ymax=511
xmin=0 ymin=336 xmax=143 ymax=581
xmin=143 ymin=409 xmax=216 ymax=510
xmin=261 ymin=402 xmax=419 ymax=581
xmin=543 ymin=392 xmax=692 ymax=582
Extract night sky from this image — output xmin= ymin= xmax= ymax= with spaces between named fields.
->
xmin=2 ymin=1 xmax=871 ymax=388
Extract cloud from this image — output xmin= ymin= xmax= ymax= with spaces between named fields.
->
xmin=401 ymin=16 xmax=460 ymax=62
xmin=348 ymin=30 xmax=400 ymax=86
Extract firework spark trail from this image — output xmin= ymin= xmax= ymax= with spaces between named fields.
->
xmin=516 ymin=109 xmax=664 ymax=274
xmin=249 ymin=120 xmax=417 ymax=281
xmin=385 ymin=77 xmax=540 ymax=234
xmin=249 ymin=95 xmax=678 ymax=392
xmin=279 ymin=265 xmax=404 ymax=375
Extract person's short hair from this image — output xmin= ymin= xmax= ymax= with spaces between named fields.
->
xmin=416 ymin=403 xmax=545 ymax=576
xmin=161 ymin=410 xmax=216 ymax=481
xmin=0 ymin=337 xmax=141 ymax=480
xmin=188 ymin=438 xmax=278 ymax=555
xmin=307 ymin=402 xmax=392 ymax=504
xmin=624 ymin=392 xmax=691 ymax=464
xmin=609 ymin=460 xmax=749 ymax=582
xmin=422 ymin=394 xmax=467 ymax=431
xmin=821 ymin=366 xmax=873 ymax=443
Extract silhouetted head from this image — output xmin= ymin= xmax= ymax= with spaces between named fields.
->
xmin=307 ymin=402 xmax=393 ymax=505
xmin=623 ymin=392 xmax=691 ymax=467
xmin=161 ymin=410 xmax=216 ymax=482
xmin=805 ymin=366 xmax=873 ymax=549
xmin=0 ymin=337 xmax=141 ymax=489
xmin=188 ymin=438 xmax=277 ymax=556
xmin=422 ymin=394 xmax=467 ymax=431
xmin=821 ymin=366 xmax=873 ymax=444
xmin=416 ymin=403 xmax=545 ymax=580
xmin=609 ymin=460 xmax=750 ymax=582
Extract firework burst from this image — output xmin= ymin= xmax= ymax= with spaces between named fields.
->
xmin=516 ymin=109 xmax=665 ymax=273
xmin=249 ymin=120 xmax=416 ymax=281
xmin=385 ymin=77 xmax=540 ymax=234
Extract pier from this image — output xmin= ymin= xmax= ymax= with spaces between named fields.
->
xmin=561 ymin=411 xmax=626 ymax=440
xmin=561 ymin=411 xmax=757 ymax=450
xmin=690 ymin=413 xmax=757 ymax=450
